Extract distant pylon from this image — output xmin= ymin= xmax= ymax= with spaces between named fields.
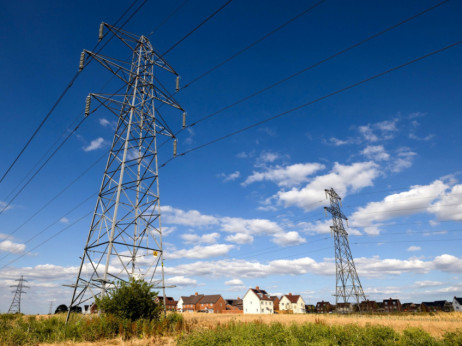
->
xmin=324 ymin=188 xmax=367 ymax=312
xmin=8 ymin=275 xmax=28 ymax=314
xmin=66 ymin=23 xmax=185 ymax=321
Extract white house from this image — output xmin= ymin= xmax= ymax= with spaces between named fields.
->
xmin=279 ymin=293 xmax=306 ymax=314
xmin=243 ymin=286 xmax=274 ymax=314
xmin=453 ymin=297 xmax=462 ymax=311
xmin=176 ymin=297 xmax=184 ymax=312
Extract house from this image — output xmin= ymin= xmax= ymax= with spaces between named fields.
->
xmin=181 ymin=293 xmax=204 ymax=312
xmin=243 ymin=286 xmax=274 ymax=314
xmin=401 ymin=303 xmax=419 ymax=313
xmin=336 ymin=302 xmax=353 ymax=314
xmin=359 ymin=300 xmax=378 ymax=312
xmin=270 ymin=296 xmax=280 ymax=312
xmin=316 ymin=301 xmax=333 ymax=313
xmin=383 ymin=298 xmax=402 ymax=312
xmin=155 ymin=296 xmax=177 ymax=311
xmin=225 ymin=298 xmax=243 ymax=311
xmin=421 ymin=300 xmax=453 ymax=312
xmin=453 ymin=297 xmax=462 ymax=312
xmin=279 ymin=293 xmax=306 ymax=314
xmin=196 ymin=295 xmax=227 ymax=313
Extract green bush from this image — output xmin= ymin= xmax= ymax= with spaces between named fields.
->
xmin=95 ymin=278 xmax=161 ymax=321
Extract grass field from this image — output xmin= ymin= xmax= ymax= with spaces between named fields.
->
xmin=1 ymin=312 xmax=462 ymax=345
xmin=181 ymin=311 xmax=462 ymax=338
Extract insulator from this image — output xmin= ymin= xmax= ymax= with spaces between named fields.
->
xmin=175 ymin=76 xmax=180 ymax=92
xmin=84 ymin=95 xmax=91 ymax=116
xmin=173 ymin=139 xmax=177 ymax=157
xmin=79 ymin=51 xmax=85 ymax=71
xmin=98 ymin=22 xmax=104 ymax=41
xmin=182 ymin=111 xmax=186 ymax=128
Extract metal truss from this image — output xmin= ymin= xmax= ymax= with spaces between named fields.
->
xmin=67 ymin=24 xmax=185 ymax=319
xmin=324 ymin=188 xmax=367 ymax=312
xmin=8 ymin=275 xmax=28 ymax=314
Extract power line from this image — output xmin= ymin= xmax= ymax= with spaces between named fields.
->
xmin=178 ymin=0 xmax=450 ymax=129
xmin=0 ymin=0 xmax=148 ymax=188
xmin=161 ymin=40 xmax=462 ymax=168
xmin=148 ymin=0 xmax=191 ymax=36
xmin=182 ymin=0 xmax=327 ymax=89
xmin=161 ymin=0 xmax=234 ymax=56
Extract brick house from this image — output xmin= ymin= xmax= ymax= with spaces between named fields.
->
xmin=401 ymin=303 xmax=419 ymax=313
xmin=336 ymin=302 xmax=353 ymax=313
xmin=383 ymin=298 xmax=402 ymax=312
xmin=270 ymin=296 xmax=280 ymax=312
xmin=316 ymin=301 xmax=333 ymax=313
xmin=359 ymin=300 xmax=378 ymax=312
xmin=225 ymin=298 xmax=243 ymax=311
xmin=181 ymin=293 xmax=204 ymax=312
xmin=421 ymin=300 xmax=453 ymax=312
xmin=197 ymin=295 xmax=226 ymax=313
xmin=155 ymin=296 xmax=177 ymax=311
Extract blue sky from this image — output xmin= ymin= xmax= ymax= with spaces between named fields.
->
xmin=1 ymin=0 xmax=462 ymax=314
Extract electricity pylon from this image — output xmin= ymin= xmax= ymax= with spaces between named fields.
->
xmin=324 ymin=188 xmax=366 ymax=312
xmin=8 ymin=275 xmax=28 ymax=314
xmin=67 ymin=24 xmax=185 ymax=321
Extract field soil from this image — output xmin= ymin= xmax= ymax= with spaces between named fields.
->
xmin=182 ymin=311 xmax=462 ymax=338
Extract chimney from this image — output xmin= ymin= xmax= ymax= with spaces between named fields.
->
xmin=195 ymin=292 xmax=198 ymax=296
xmin=289 ymin=293 xmax=292 ymax=296
xmin=256 ymin=286 xmax=259 ymax=290
xmin=237 ymin=297 xmax=240 ymax=300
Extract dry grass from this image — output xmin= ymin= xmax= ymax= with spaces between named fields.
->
xmin=181 ymin=311 xmax=462 ymax=337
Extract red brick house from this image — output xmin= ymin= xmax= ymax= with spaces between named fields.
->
xmin=182 ymin=293 xmax=204 ymax=312
xmin=316 ymin=301 xmax=333 ymax=313
xmin=155 ymin=296 xmax=177 ymax=311
xmin=270 ymin=296 xmax=280 ymax=312
xmin=383 ymin=298 xmax=402 ymax=312
xmin=197 ymin=295 xmax=226 ymax=313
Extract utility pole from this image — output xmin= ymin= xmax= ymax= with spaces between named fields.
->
xmin=8 ymin=275 xmax=28 ymax=314
xmin=66 ymin=23 xmax=185 ymax=322
xmin=48 ymin=300 xmax=54 ymax=315
xmin=324 ymin=188 xmax=366 ymax=312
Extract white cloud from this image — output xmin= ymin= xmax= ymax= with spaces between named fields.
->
xmin=277 ymin=161 xmax=379 ymax=211
xmin=168 ymin=244 xmax=234 ymax=260
xmin=428 ymin=184 xmax=462 ymax=221
xmin=225 ymin=233 xmax=254 ymax=244
xmin=59 ymin=217 xmax=69 ymax=224
xmin=407 ymin=246 xmax=421 ymax=252
xmin=162 ymin=206 xmax=219 ymax=227
xmin=243 ymin=163 xmax=325 ymax=187
xmin=414 ymin=280 xmax=443 ymax=288
xmin=389 ymin=147 xmax=416 ymax=173
xmin=361 ymin=145 xmax=390 ymax=161
xmin=358 ymin=119 xmax=398 ymax=142
xmin=272 ymin=231 xmax=306 ymax=246
xmin=0 ymin=240 xmax=26 ymax=254
xmin=98 ymin=118 xmax=114 ymax=128
xmin=433 ymin=254 xmax=462 ymax=273
xmin=184 ymin=128 xmax=195 ymax=145
xmin=258 ymin=151 xmax=281 ymax=163
xmin=165 ymin=276 xmax=197 ymax=287
xmin=350 ymin=179 xmax=449 ymax=232
xmin=359 ymin=125 xmax=379 ymax=142
xmin=82 ymin=137 xmax=106 ymax=152
xmin=409 ymin=133 xmax=434 ymax=141
xmin=220 ymin=217 xmax=282 ymax=236
xmin=221 ymin=171 xmax=240 ymax=182
xmin=181 ymin=232 xmax=220 ymax=244
xmin=328 ymin=137 xmax=356 ymax=146
xmin=0 ymin=201 xmax=12 ymax=212
xmin=225 ymin=279 xmax=244 ymax=286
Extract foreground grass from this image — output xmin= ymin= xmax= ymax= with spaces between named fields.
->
xmin=1 ymin=313 xmax=462 ymax=345
xmin=0 ymin=312 xmax=185 ymax=345
xmin=178 ymin=321 xmax=462 ymax=346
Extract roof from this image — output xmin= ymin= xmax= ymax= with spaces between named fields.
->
xmin=250 ymin=288 xmax=272 ymax=301
xmin=283 ymin=295 xmax=301 ymax=304
xmin=158 ymin=296 xmax=176 ymax=302
xmin=199 ymin=295 xmax=222 ymax=304
xmin=269 ymin=296 xmax=279 ymax=302
xmin=454 ymin=297 xmax=462 ymax=304
xmin=182 ymin=294 xmax=204 ymax=305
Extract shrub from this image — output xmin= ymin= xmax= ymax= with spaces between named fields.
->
xmin=95 ymin=278 xmax=161 ymax=321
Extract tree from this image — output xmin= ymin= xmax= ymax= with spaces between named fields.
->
xmin=70 ymin=305 xmax=82 ymax=313
xmin=55 ymin=304 xmax=68 ymax=314
xmin=95 ymin=278 xmax=161 ymax=321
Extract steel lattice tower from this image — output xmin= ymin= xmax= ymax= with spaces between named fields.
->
xmin=324 ymin=188 xmax=366 ymax=311
xmin=8 ymin=276 xmax=28 ymax=314
xmin=67 ymin=24 xmax=185 ymax=319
